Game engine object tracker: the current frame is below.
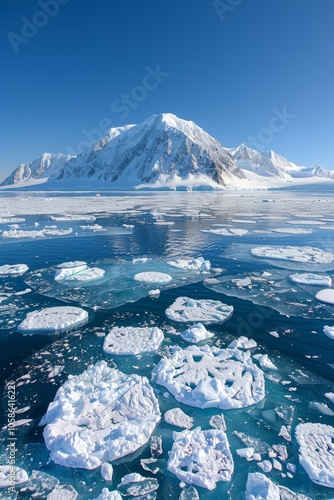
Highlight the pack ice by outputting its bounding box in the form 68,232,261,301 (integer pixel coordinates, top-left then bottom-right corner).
167,427,234,490
41,361,161,468
165,297,233,324
18,306,88,333
103,326,164,355
152,345,265,409
295,423,334,488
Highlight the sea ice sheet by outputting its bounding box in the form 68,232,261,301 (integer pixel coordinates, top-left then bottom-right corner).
103,326,164,355
165,297,233,324
18,306,89,333
295,422,334,488
167,427,234,490
152,344,265,409
41,361,161,469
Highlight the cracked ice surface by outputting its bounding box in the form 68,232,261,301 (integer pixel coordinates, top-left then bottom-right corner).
295,423,334,488
152,345,265,409
165,297,233,324
167,427,234,490
18,306,89,333
25,256,212,311
103,326,164,355
41,361,161,468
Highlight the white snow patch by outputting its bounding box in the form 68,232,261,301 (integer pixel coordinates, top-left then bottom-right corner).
167,427,234,490
166,297,233,324
103,326,164,355
18,306,88,333
41,361,161,469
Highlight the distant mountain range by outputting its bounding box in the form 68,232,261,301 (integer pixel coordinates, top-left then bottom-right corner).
1,113,333,190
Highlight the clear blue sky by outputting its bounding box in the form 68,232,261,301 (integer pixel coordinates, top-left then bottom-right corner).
1,0,333,180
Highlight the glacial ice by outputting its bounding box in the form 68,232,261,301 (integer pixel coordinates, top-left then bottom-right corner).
152,344,265,409
0,465,29,489
289,273,332,286
133,271,173,283
18,306,89,333
251,246,334,265
164,408,194,429
0,263,28,276
55,261,105,282
295,422,334,488
323,325,334,340
180,323,214,343
103,326,164,355
165,297,233,324
41,361,161,468
315,289,334,305
167,427,234,490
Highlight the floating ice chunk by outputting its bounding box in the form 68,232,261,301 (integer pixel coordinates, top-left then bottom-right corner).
165,297,233,324
101,463,113,482
0,465,29,489
180,323,214,343
18,306,88,333
3,228,73,238
41,361,161,469
257,460,272,473
251,246,334,264
152,345,265,409
289,273,332,287
228,336,257,349
150,435,163,457
253,354,278,370
51,214,96,221
148,289,160,297
209,414,226,431
234,277,252,287
309,402,334,416
134,271,172,283
55,263,105,282
179,485,199,499
93,488,122,500
315,289,334,305
117,473,159,497
295,423,334,488
0,264,28,276
167,257,211,272
207,227,248,236
245,472,280,500
167,427,234,490
80,224,106,231
323,326,334,339
272,228,312,234
325,392,334,404
236,447,254,459
47,485,78,499
103,326,164,355
164,408,193,429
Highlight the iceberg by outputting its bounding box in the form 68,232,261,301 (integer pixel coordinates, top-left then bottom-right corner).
41,361,161,468
103,326,164,355
295,422,334,488
180,323,214,343
167,427,234,490
165,297,233,324
152,345,265,409
18,306,89,333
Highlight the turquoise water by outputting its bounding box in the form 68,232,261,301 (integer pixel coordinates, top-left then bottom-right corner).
0,191,334,499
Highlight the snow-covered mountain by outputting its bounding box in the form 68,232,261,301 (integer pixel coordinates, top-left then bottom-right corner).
49,113,244,189
1,153,73,186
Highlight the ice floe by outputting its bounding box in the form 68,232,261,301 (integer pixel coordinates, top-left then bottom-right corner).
18,306,89,333
228,336,257,349
101,463,113,482
289,273,332,286
251,246,334,264
152,344,265,409
165,297,233,324
133,271,173,283
41,361,161,468
164,408,194,429
295,422,334,488
167,257,211,271
93,488,121,500
315,289,334,305
0,263,28,276
0,465,29,489
167,427,234,490
245,472,279,499
180,323,214,343
204,227,248,236
103,326,164,355
117,473,159,497
2,228,73,238
323,325,334,339
47,485,78,499
55,261,105,281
